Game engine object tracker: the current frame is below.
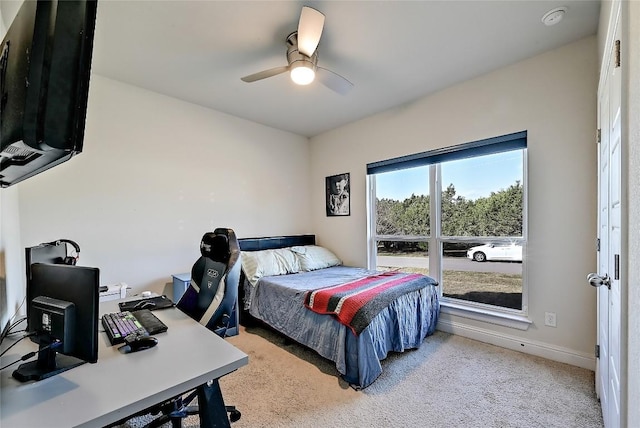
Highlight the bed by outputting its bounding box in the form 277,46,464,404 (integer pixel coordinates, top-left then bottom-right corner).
237,235,440,389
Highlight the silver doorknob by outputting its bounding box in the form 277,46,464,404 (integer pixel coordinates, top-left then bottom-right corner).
587,273,611,288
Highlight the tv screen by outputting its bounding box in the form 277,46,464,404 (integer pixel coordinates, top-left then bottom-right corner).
0,0,97,187
13,263,99,382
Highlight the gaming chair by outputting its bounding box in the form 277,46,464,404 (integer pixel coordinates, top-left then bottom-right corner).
147,228,242,427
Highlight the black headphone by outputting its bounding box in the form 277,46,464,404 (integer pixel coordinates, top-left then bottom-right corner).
44,239,81,265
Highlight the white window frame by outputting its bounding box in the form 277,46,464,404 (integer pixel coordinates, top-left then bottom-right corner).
366,132,531,330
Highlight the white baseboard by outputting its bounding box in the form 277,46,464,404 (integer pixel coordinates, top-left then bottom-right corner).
437,319,596,371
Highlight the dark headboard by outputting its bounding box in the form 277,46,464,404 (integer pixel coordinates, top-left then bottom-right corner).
238,235,315,251
236,234,315,325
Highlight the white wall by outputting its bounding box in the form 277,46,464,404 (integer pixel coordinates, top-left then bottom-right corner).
0,1,20,32
0,187,24,327
14,75,311,295
0,4,5,34
310,37,599,365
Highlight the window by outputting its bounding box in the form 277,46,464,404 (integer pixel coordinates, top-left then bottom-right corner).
373,166,430,275
368,131,527,314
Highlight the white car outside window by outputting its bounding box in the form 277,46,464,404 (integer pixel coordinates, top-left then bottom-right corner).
466,243,522,262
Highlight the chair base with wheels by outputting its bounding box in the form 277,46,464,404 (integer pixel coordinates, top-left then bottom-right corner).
147,380,240,428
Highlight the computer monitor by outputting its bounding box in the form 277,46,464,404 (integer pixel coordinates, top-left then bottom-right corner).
13,263,100,382
24,241,73,332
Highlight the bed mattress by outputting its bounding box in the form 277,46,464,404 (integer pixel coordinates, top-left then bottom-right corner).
244,265,439,388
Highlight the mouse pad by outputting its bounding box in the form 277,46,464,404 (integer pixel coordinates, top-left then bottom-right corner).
119,295,175,312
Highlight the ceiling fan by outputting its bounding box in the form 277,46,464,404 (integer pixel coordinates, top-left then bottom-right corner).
240,6,354,95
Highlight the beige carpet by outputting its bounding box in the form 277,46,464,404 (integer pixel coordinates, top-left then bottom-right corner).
125,325,603,428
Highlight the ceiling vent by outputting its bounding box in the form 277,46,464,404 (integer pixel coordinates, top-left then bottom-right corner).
541,7,568,26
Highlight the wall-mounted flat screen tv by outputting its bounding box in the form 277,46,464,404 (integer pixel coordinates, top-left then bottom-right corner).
0,0,97,188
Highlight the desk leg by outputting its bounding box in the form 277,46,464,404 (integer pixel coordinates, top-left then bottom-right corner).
197,380,231,428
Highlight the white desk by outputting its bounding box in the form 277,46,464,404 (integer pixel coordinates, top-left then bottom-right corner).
0,300,248,427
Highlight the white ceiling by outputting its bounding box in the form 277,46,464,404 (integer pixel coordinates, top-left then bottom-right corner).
3,1,601,138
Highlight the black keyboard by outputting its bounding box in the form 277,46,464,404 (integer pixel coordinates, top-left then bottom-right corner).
102,311,148,345
102,310,167,345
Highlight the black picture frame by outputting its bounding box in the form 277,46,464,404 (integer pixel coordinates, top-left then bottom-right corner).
326,173,350,217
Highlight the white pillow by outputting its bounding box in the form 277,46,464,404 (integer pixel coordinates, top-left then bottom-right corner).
290,245,342,271
241,248,300,286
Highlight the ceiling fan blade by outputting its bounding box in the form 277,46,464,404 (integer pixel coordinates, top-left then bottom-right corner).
241,66,289,83
317,67,354,95
297,6,325,57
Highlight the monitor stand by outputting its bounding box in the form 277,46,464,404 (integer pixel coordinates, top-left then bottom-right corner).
12,342,85,382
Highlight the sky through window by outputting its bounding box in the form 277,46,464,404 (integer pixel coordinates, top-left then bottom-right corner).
376,151,523,201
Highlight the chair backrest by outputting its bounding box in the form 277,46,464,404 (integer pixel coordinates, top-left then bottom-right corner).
177,228,241,336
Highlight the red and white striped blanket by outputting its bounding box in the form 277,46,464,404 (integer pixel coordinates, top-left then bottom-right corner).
304,271,435,335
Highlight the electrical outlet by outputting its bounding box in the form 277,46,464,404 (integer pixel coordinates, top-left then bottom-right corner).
544,312,557,327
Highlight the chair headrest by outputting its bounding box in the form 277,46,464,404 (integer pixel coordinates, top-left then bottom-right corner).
200,232,230,263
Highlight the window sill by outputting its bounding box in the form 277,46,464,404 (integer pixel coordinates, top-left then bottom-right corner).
440,300,532,331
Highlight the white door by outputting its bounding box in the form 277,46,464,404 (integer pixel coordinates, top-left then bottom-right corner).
592,13,622,428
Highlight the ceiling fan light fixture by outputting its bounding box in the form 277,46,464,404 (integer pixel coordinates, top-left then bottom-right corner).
240,7,353,94
290,61,315,85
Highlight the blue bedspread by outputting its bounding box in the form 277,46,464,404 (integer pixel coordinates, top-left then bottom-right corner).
245,266,439,389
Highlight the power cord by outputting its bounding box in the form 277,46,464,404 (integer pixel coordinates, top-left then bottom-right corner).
0,338,62,372
0,297,27,345
0,316,27,342
0,332,35,358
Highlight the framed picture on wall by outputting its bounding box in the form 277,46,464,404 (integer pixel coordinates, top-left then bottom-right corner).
326,173,350,216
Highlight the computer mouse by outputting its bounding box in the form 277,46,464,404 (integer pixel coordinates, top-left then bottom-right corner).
141,291,152,298
134,300,156,310
124,334,158,353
